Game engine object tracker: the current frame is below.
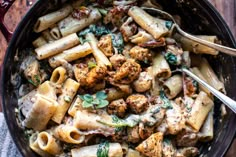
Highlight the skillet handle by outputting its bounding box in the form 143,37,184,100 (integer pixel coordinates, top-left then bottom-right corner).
0,0,16,42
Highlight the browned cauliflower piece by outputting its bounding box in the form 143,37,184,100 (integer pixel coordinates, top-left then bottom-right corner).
113,59,141,84
138,122,154,140
97,34,114,57
126,94,148,114
86,65,107,87
133,71,152,92
109,54,126,70
162,139,176,157
120,17,138,42
127,125,141,143
73,63,89,86
136,132,163,157
129,46,151,62
176,147,199,157
107,99,127,118
176,128,199,147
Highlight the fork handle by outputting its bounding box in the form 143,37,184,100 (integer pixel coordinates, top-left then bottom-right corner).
176,24,236,56
182,68,236,113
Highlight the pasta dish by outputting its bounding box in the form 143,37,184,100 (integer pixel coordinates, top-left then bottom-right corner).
16,0,226,157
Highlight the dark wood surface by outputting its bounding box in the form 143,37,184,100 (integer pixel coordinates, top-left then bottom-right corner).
0,0,235,156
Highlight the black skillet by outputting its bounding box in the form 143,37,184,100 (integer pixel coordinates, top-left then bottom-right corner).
0,0,236,156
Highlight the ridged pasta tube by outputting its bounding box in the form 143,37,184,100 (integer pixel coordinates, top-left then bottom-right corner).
50,66,67,84
52,78,80,124
29,133,52,157
152,53,171,79
35,33,80,60
128,6,169,39
34,5,73,32
42,29,55,42
38,81,57,100
32,36,47,48
23,94,58,131
49,42,93,68
68,96,83,117
163,74,182,99
50,26,62,40
38,131,62,155
58,8,102,37
86,33,112,67
71,143,123,157
53,125,85,144
186,91,214,131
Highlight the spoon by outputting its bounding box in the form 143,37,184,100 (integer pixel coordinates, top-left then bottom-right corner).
142,7,236,56
181,68,236,113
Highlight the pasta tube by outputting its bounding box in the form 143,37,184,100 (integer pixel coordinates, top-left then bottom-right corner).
38,81,57,100
50,26,62,40
52,78,80,124
23,94,58,131
74,110,115,135
163,74,182,99
136,132,163,157
198,109,214,142
34,5,73,32
42,29,55,42
38,131,62,155
58,8,102,37
86,33,112,67
106,88,129,102
71,143,123,157
32,36,47,48
128,6,169,39
50,66,67,84
191,67,211,96
198,58,225,92
53,125,85,144
152,52,171,79
186,91,214,131
29,133,52,157
68,96,83,117
49,42,93,68
35,33,80,60
174,34,219,55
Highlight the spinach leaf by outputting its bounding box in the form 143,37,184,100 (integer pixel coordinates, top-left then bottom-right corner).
165,52,177,65
160,90,173,109
97,141,109,157
111,33,124,53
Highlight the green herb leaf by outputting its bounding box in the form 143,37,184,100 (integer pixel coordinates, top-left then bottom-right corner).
96,91,107,100
91,98,100,105
28,79,37,86
64,96,71,103
165,21,173,30
98,8,108,15
96,100,109,108
160,90,173,109
82,101,93,108
88,61,97,69
83,94,93,102
165,52,177,65
111,33,124,53
97,141,109,157
34,75,41,85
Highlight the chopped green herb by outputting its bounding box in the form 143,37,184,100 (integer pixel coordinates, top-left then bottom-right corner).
165,52,177,65
28,75,41,86
64,96,72,103
97,141,109,157
165,21,173,30
111,33,124,53
97,114,140,128
88,61,97,69
160,90,173,109
98,8,108,16
80,91,109,109
34,75,41,84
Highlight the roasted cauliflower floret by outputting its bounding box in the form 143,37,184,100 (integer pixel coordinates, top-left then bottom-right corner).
120,17,138,42
133,71,152,92
176,147,199,157
162,139,176,157
86,65,107,87
73,63,89,86
107,99,127,118
138,122,154,140
97,34,114,57
109,54,126,70
126,94,148,114
176,128,198,147
136,132,163,157
129,46,151,62
113,59,141,84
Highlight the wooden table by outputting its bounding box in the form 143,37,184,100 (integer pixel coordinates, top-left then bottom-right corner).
0,0,235,156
